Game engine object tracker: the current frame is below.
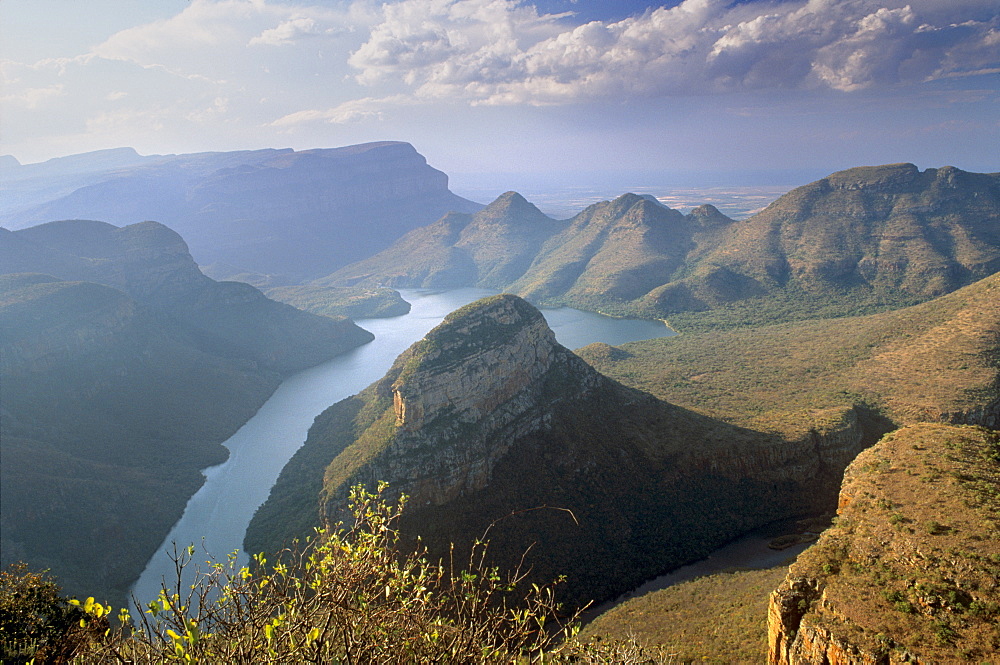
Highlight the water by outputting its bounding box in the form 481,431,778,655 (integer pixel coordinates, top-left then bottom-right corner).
131,288,674,606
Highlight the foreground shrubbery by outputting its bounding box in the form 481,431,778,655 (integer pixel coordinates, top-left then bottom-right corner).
2,485,676,663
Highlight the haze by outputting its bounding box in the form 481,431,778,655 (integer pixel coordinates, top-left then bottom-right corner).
2,0,998,200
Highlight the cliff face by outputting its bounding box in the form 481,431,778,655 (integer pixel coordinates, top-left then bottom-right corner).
767,424,1000,664
247,295,885,607
333,295,598,507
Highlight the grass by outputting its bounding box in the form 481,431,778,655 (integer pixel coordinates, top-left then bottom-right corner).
577,273,999,439
264,284,410,319
781,424,1000,662
581,566,792,663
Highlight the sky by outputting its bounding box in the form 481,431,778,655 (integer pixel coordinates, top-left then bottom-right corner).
2,0,998,192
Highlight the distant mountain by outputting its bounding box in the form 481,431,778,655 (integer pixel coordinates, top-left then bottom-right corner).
246,295,883,607
0,219,373,605
323,189,742,314
321,191,564,289
1,143,482,281
646,163,1000,323
509,195,729,311
327,164,999,326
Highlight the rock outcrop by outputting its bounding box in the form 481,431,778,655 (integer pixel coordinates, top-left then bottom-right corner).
768,424,1000,664
247,295,888,607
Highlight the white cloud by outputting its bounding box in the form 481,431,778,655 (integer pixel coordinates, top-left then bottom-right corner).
270,94,413,126
1,83,65,109
347,0,1000,103
249,17,328,46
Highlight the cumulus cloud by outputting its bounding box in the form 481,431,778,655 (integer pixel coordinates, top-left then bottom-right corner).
347,0,1000,104
1,83,66,109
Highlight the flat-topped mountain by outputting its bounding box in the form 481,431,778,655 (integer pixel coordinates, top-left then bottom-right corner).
246,295,886,607
0,219,373,605
2,143,481,281
647,163,1000,323
327,164,999,326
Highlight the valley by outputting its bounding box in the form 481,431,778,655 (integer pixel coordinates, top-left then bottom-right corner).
133,287,673,607
1,144,997,663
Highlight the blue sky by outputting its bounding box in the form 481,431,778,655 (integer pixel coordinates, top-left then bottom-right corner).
2,0,998,189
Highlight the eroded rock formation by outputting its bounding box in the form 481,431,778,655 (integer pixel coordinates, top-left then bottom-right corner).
768,424,1000,664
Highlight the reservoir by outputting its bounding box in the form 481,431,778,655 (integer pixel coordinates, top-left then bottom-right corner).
132,288,674,605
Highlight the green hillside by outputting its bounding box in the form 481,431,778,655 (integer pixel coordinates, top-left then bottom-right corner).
247,295,885,609
326,164,1000,327
0,220,374,606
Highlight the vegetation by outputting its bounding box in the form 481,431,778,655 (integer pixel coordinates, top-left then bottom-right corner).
780,424,1000,662
265,284,411,319
324,164,1000,327
0,563,89,663
247,294,854,613
1,220,373,608
581,566,792,663
578,272,999,438
1,485,679,664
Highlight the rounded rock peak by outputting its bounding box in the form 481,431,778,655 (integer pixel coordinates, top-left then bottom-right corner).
441,293,544,328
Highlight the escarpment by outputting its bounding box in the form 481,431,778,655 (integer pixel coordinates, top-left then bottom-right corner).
247,294,885,607
768,424,1000,664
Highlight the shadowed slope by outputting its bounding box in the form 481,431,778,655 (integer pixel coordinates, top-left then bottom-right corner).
247,295,887,607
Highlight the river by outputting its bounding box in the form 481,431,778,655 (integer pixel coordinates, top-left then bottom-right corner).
132,288,674,606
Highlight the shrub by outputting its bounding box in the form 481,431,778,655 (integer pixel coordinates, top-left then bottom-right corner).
39,483,593,663
0,563,94,663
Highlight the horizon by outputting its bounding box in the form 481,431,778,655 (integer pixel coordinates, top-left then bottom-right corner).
2,0,997,183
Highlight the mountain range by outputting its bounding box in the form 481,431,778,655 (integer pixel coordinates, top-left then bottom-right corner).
325,163,1000,326
0,219,373,604
2,147,997,660
1,143,481,282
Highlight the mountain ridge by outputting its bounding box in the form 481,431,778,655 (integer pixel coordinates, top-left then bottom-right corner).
325,163,999,326
2,142,482,282
0,218,374,605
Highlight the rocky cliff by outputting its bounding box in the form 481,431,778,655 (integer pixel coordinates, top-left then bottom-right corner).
767,424,1000,664
247,295,888,607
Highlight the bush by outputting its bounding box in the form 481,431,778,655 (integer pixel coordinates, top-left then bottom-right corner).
0,563,95,663
52,483,595,663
